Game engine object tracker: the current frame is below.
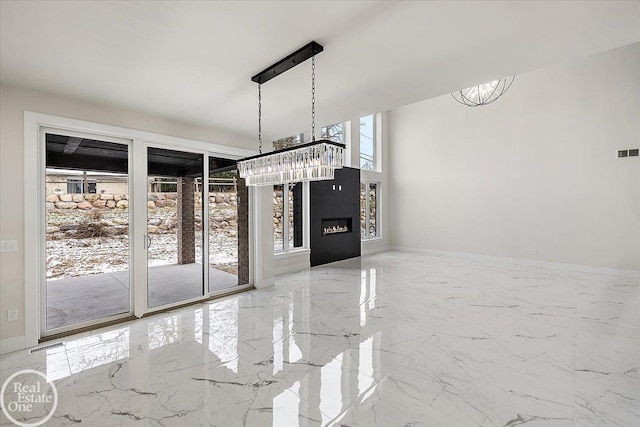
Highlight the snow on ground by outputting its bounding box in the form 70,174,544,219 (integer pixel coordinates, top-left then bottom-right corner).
46,204,239,280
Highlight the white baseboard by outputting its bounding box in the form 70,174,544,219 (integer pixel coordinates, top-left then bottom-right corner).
275,260,311,276
389,246,640,279
274,249,311,276
254,277,275,289
0,335,27,355
362,244,390,256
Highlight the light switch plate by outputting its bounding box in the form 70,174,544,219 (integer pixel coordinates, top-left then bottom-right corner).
0,240,18,252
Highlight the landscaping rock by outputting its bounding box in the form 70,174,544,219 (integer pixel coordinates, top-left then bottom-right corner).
116,200,128,209
148,200,156,209
92,200,107,208
72,194,84,203
106,200,116,208
148,218,162,226
56,201,77,209
85,194,99,202
59,194,73,202
100,193,114,200
46,195,60,203
77,201,93,210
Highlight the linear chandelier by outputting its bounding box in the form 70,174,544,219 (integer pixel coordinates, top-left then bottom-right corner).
451,76,515,107
237,41,345,187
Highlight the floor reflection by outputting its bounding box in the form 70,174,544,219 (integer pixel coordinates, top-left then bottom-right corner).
1,252,634,426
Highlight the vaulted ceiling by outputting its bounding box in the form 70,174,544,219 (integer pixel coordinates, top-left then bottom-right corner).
2,1,639,141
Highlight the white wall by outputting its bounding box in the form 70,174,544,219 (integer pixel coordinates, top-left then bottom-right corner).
0,83,259,345
388,43,640,271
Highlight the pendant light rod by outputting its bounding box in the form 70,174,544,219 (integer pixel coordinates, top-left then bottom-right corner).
251,41,324,84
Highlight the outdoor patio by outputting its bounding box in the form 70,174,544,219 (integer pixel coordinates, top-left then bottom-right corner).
46,263,239,329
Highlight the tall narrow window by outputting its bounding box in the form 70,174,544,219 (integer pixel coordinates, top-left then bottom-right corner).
274,183,303,252
321,122,344,144
360,115,375,170
360,182,379,239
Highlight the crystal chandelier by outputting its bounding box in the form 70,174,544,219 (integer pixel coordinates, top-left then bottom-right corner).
238,41,345,187
451,76,515,107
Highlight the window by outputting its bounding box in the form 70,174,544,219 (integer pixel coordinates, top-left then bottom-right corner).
360,182,379,239
66,178,96,194
274,183,303,252
360,115,375,170
321,122,344,144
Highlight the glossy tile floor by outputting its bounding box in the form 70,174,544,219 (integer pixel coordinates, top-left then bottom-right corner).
1,251,638,426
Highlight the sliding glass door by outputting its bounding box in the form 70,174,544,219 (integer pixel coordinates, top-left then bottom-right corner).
40,129,252,338
147,147,205,308
44,131,132,333
208,157,250,293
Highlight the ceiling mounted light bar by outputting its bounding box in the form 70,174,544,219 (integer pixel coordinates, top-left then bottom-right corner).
251,41,324,84
239,41,345,187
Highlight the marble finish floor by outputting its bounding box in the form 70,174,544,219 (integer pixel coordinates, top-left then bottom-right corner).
1,251,638,426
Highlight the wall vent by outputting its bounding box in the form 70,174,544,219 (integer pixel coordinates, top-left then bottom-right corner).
28,342,64,354
618,149,639,158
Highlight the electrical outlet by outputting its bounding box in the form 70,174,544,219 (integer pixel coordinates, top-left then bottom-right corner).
0,240,18,253
8,309,18,322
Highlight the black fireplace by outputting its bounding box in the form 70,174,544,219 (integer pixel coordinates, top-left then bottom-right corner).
310,167,361,266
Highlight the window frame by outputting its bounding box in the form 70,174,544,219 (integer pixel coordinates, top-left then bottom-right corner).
359,114,376,171
361,181,380,240
274,182,304,253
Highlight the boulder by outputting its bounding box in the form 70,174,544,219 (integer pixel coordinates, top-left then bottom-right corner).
77,201,93,210
147,200,156,209
147,225,160,234
85,194,99,202
55,201,77,209
106,200,116,208
215,195,225,203
148,218,162,226
114,194,122,201
100,193,114,200
92,199,107,208
59,194,73,202
46,195,59,203
164,200,176,207
165,193,177,200
116,200,128,209
155,200,166,208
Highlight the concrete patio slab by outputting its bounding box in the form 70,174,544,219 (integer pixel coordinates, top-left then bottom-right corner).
46,264,239,330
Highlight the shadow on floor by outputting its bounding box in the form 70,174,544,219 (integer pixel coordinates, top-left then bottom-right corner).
46,263,239,329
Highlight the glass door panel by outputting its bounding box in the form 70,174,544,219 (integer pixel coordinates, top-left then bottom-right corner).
208,157,250,293
44,132,132,332
147,147,204,308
